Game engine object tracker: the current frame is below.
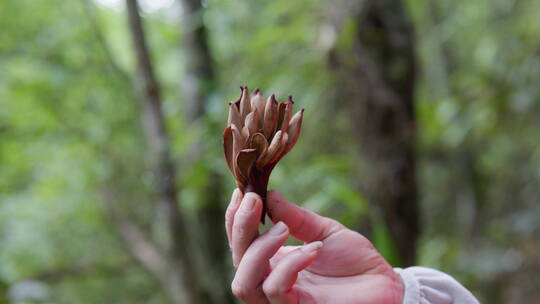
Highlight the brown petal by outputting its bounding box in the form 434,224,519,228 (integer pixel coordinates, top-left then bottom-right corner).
250,132,268,158
231,124,245,162
276,102,286,131
241,126,250,139
272,132,289,163
282,109,303,157
251,91,266,123
223,126,234,174
228,101,243,128
239,86,251,120
235,148,257,184
257,130,282,167
263,94,278,138
280,101,294,133
244,109,260,137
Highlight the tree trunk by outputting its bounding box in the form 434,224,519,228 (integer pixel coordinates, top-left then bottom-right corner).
177,0,233,302
328,0,420,266
179,0,216,122
124,0,201,303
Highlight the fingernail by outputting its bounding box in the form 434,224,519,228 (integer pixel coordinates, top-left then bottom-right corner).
241,194,257,211
301,241,323,253
270,221,287,235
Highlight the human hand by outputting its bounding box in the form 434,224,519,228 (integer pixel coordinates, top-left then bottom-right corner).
225,189,403,304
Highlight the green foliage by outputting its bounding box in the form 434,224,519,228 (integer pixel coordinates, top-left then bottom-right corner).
409,0,540,300
372,220,401,267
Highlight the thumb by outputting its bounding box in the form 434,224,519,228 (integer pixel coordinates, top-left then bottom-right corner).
266,190,344,243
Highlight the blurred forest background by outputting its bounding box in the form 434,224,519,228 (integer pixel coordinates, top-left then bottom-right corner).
1,0,539,303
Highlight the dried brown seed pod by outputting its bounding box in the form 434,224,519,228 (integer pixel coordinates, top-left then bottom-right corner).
223,86,304,223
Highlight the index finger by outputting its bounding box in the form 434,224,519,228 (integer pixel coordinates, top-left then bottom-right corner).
231,192,263,267
266,190,344,243
225,189,243,248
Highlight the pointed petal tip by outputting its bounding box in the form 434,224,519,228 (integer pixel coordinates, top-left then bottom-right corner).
254,88,260,95
240,86,249,97
239,85,248,97
236,87,243,101
229,97,241,106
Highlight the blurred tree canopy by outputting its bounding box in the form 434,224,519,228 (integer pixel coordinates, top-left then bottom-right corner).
1,0,539,303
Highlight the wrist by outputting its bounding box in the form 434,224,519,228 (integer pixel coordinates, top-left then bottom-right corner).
390,269,404,304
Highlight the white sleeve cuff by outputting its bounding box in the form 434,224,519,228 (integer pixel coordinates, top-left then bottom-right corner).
394,267,479,304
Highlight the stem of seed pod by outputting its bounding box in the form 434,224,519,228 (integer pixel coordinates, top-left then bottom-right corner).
245,183,267,223
245,166,273,224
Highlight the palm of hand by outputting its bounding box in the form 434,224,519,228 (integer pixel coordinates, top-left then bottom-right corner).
270,229,402,303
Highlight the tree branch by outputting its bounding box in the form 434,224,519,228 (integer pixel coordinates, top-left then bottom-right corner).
179,0,216,122
124,1,201,303
177,0,233,302
115,216,170,278
101,187,170,283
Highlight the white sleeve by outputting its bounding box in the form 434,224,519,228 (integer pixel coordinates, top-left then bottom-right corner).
394,267,480,304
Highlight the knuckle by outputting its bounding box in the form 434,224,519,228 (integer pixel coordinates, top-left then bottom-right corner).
321,218,344,236
231,280,248,299
250,234,274,252
262,281,281,298
327,218,342,228
232,223,248,238
225,206,234,221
